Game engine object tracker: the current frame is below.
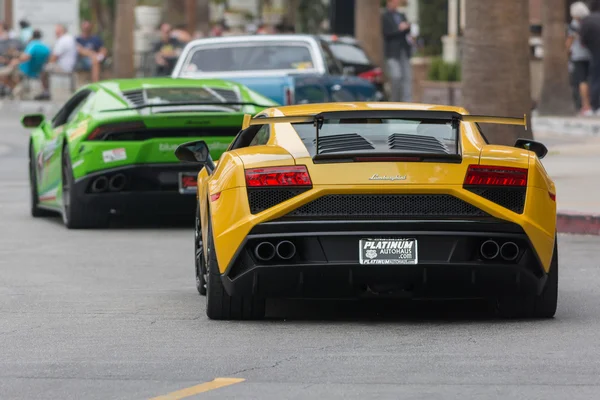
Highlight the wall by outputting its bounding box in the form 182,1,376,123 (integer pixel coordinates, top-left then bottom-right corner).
13,0,80,46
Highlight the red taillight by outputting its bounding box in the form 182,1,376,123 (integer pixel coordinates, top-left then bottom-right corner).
464,165,528,186
87,121,146,141
284,87,294,105
210,192,221,202
245,166,312,187
358,68,383,83
549,192,556,201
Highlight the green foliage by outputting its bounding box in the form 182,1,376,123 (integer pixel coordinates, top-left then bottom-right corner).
298,0,328,33
418,0,448,56
427,57,461,82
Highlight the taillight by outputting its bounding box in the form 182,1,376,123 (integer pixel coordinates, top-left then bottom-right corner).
358,68,383,83
464,165,528,186
284,87,294,105
87,121,146,141
245,166,311,187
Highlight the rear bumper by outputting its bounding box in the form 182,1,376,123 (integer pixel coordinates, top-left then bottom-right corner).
73,163,199,216
220,219,548,299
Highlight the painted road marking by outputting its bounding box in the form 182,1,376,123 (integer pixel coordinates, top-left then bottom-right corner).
149,377,245,400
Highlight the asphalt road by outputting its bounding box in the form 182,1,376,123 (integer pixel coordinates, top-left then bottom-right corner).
2,103,600,400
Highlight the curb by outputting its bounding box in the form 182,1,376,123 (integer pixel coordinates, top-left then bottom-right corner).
557,212,600,236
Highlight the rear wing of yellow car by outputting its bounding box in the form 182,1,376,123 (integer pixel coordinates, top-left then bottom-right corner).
241,110,529,162
243,111,527,130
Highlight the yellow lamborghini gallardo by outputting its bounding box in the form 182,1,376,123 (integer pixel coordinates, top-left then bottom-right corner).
174,102,558,320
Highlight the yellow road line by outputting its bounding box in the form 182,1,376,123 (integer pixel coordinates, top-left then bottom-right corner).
149,377,245,400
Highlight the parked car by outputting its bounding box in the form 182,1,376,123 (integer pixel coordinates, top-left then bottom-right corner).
22,77,277,228
170,34,383,105
319,34,385,96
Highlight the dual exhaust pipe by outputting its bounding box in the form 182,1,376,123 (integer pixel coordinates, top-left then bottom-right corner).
254,240,296,261
480,240,519,261
90,173,127,193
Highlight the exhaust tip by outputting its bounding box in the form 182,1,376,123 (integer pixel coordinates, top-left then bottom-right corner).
480,240,500,260
500,242,519,261
91,176,108,193
109,173,127,192
276,240,296,260
254,242,275,261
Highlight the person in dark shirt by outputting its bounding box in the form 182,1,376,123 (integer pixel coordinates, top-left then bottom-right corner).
75,20,107,82
381,0,413,102
153,23,183,76
580,0,600,114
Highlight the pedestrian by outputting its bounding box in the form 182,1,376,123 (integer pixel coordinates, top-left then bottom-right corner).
153,23,183,76
381,0,413,102
75,20,107,83
35,24,78,100
567,2,593,116
18,20,32,45
580,0,600,114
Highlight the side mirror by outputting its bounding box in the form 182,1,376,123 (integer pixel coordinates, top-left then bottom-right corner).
174,140,216,171
514,138,548,159
342,66,356,76
21,113,45,128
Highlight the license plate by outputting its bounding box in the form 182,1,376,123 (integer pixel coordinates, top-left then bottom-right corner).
178,172,197,194
359,238,418,265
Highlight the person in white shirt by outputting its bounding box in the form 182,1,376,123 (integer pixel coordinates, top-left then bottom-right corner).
36,24,78,100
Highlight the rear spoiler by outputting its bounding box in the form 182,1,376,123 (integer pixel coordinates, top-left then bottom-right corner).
102,101,276,113
241,110,528,161
243,111,528,130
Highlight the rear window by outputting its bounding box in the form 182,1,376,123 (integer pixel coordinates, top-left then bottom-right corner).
328,43,371,65
183,43,316,72
292,118,458,156
144,87,226,104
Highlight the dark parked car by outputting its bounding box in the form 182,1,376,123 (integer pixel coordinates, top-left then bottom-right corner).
319,34,385,96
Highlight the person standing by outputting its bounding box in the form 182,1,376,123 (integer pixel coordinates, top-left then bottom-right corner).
153,23,183,76
580,0,600,114
382,0,413,102
567,2,593,116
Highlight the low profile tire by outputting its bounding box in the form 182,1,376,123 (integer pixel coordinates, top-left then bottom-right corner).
205,216,265,320
496,235,558,319
61,145,107,229
29,142,54,217
195,204,207,296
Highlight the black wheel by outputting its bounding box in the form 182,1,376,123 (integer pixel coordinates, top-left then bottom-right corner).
195,204,206,296
496,235,558,319
205,214,265,320
29,142,54,217
61,145,107,229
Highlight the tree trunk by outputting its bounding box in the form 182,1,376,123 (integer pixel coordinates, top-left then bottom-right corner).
354,0,383,68
113,0,135,78
461,0,533,145
283,0,300,30
196,0,211,37
536,0,575,116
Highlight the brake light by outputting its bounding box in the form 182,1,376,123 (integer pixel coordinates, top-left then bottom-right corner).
87,121,146,141
358,68,383,83
245,166,312,187
284,87,294,105
210,192,221,202
549,192,556,201
464,165,528,186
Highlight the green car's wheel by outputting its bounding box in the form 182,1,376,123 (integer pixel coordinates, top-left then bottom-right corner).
205,215,265,320
61,145,107,229
29,142,54,218
496,234,558,319
195,204,207,296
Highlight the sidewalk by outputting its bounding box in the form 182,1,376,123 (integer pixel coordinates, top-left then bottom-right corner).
534,125,600,235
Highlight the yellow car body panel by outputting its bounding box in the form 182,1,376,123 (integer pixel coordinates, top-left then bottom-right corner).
194,102,556,298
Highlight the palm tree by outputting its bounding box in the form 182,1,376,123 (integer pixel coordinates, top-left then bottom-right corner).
355,0,383,68
536,0,576,116
461,0,533,144
113,0,135,78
